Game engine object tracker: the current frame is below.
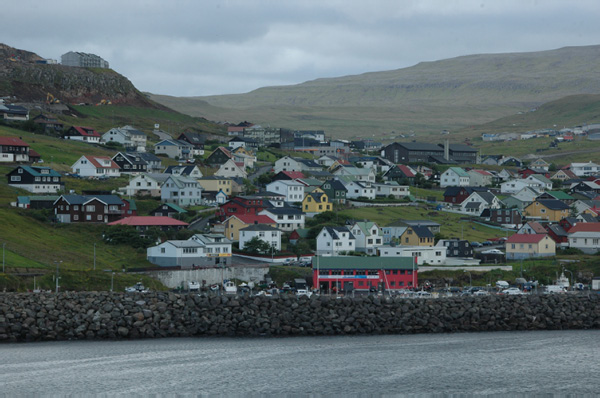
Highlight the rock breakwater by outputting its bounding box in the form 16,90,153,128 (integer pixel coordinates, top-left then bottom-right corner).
1,292,599,342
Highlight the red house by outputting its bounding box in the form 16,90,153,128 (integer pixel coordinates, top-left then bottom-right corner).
313,256,418,293
443,186,488,204
216,196,267,222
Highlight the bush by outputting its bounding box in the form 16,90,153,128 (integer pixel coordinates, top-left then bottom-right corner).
557,247,584,255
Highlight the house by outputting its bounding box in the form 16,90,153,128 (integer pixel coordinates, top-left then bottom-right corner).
289,228,309,245
258,207,305,232
302,189,332,215
372,182,410,198
505,234,556,260
399,226,435,246
7,165,63,193
198,176,233,196
379,245,446,266
161,175,202,207
568,162,600,177
381,142,477,164
101,126,147,152
215,189,228,204
550,169,578,182
177,132,206,155
460,191,501,215
536,191,575,205
266,180,305,203
71,155,120,178
500,179,546,194
316,226,356,256
108,216,189,233
0,136,30,162
352,156,392,174
546,224,569,247
320,179,347,204
224,214,276,241
443,186,488,205
206,147,233,166
232,150,256,169
119,173,168,197
567,223,600,253
383,164,416,184
214,159,248,179
63,126,101,143
435,239,474,258
0,104,29,121
53,194,126,223
489,208,523,228
228,136,258,150
33,114,63,131
517,221,547,235
272,170,305,182
440,167,470,188
147,234,232,268
530,158,550,171
349,221,383,255
273,156,302,174
316,155,338,168
467,169,493,187
216,196,267,222
523,199,570,222
164,165,203,179
111,152,148,174
332,166,376,183
497,169,517,181
343,180,376,200
239,224,282,251
502,186,540,210
312,256,417,293
526,174,553,191
149,203,187,218
135,152,163,172
569,181,600,194
153,139,194,161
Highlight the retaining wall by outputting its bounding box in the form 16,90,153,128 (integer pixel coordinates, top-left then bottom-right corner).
1,292,599,342
148,266,270,289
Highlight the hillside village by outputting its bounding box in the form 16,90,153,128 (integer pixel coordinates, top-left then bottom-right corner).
3,97,600,294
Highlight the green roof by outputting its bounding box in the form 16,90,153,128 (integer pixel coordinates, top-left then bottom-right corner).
352,221,383,236
124,198,137,211
20,166,61,177
314,256,416,270
164,202,187,213
294,228,310,238
546,191,574,200
449,167,469,177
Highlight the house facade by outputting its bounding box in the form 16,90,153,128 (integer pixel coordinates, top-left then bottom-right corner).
64,126,101,143
214,159,248,179
258,207,305,232
316,226,356,256
302,189,332,215
239,224,282,251
161,175,203,207
0,136,30,162
71,155,121,178
349,221,383,255
440,167,470,188
111,152,148,174
54,194,125,223
154,139,194,160
505,234,556,260
147,234,232,267
7,165,63,193
266,180,305,203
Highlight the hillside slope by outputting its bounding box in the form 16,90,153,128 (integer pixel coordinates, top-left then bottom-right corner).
152,45,600,138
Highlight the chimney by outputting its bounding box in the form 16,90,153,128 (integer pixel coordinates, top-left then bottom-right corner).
444,139,450,161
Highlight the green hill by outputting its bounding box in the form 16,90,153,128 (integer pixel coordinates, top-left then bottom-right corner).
151,45,600,139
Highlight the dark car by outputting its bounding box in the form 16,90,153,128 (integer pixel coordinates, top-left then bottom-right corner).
471,241,482,247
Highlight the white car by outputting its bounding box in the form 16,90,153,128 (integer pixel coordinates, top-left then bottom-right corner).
296,289,312,298
473,290,489,296
501,287,524,295
482,249,504,255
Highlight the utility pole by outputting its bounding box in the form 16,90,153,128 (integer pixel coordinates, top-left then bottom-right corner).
110,272,115,292
2,242,5,273
55,261,62,294
93,243,96,271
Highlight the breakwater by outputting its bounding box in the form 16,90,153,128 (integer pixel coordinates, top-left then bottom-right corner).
1,292,599,342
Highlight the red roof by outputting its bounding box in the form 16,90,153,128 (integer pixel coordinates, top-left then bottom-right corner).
29,149,41,158
108,216,189,227
506,234,547,244
227,214,275,225
83,155,120,169
472,169,492,176
568,223,600,233
227,126,245,133
281,171,305,179
0,136,29,147
73,126,100,137
397,164,415,177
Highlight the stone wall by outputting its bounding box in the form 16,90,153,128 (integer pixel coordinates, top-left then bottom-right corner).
148,266,270,289
1,292,599,342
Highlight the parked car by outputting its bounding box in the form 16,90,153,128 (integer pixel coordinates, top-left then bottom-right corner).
501,287,524,295
482,249,504,255
473,290,489,296
415,291,432,298
482,241,493,246
471,241,482,247
296,289,312,298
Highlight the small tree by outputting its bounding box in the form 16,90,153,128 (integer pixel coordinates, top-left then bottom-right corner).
243,236,272,254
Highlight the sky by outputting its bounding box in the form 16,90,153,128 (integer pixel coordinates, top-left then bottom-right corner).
3,0,600,97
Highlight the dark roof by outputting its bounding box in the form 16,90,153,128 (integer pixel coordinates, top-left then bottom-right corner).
477,192,497,204
164,165,197,175
537,199,570,210
547,224,568,237
133,152,161,162
393,142,443,152
323,179,347,191
56,194,123,206
240,224,281,232
298,159,321,168
179,132,206,144
446,144,478,153
261,207,303,215
411,226,435,238
113,152,147,166
465,202,482,209
323,226,356,240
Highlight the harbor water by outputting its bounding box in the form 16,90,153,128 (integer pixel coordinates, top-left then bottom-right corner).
1,330,598,396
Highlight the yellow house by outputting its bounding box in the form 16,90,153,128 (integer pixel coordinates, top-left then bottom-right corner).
523,199,570,222
505,234,555,260
198,177,233,195
399,226,434,247
224,214,276,241
302,188,332,213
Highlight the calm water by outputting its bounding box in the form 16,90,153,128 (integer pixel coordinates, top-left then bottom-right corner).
1,330,598,396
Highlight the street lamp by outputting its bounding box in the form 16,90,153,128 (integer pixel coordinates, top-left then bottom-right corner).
110,272,115,292
564,268,574,290
54,260,63,294
93,243,96,271
2,242,5,273
464,269,472,287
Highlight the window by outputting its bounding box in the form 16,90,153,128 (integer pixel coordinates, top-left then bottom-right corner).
86,205,95,212
161,248,166,253
10,176,20,182
97,215,103,221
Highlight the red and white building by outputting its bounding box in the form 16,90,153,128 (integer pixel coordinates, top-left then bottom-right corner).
71,155,121,178
64,126,101,143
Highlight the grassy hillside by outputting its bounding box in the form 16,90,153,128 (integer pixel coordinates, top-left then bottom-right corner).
152,45,600,139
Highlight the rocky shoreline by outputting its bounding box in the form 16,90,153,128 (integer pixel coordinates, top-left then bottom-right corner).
1,292,599,342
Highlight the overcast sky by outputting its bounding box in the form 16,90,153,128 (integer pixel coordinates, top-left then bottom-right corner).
3,0,599,97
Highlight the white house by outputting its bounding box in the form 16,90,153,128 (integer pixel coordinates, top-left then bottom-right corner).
214,159,248,179
526,174,553,191
274,156,303,174
332,166,376,183
440,167,470,187
120,173,169,197
146,234,232,267
258,207,305,232
154,139,194,161
266,180,305,203
349,221,383,255
316,226,356,256
71,155,121,178
467,169,493,187
101,125,147,152
239,224,282,251
501,179,545,194
460,191,501,214
567,224,600,254
378,245,447,266
161,175,203,207
569,162,600,177
372,182,410,198
343,180,376,200
164,165,203,179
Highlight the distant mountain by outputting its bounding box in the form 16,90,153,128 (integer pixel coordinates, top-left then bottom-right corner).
151,45,600,139
0,43,160,108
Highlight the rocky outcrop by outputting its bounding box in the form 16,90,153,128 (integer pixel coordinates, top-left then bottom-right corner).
1,292,599,342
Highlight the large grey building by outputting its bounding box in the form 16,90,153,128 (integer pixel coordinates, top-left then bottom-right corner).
61,51,109,68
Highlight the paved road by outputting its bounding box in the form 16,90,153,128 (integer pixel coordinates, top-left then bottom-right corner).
188,207,217,231
248,164,272,183
153,130,173,141
420,265,513,272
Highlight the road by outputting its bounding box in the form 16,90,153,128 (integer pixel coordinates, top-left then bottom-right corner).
188,207,217,231
248,163,272,183
153,130,173,141
419,265,513,272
